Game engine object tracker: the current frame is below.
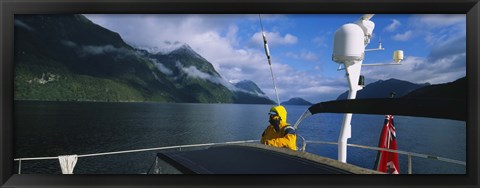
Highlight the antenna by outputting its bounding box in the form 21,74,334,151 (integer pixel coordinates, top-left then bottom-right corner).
378,36,382,49
259,14,281,106
365,35,385,52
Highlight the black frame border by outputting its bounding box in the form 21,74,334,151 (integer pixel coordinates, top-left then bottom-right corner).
1,0,479,187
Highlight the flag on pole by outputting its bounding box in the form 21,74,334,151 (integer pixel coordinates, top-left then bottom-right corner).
374,115,400,174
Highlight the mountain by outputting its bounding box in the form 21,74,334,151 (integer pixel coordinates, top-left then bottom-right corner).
234,80,266,95
14,14,272,104
281,98,313,106
336,78,430,100
138,44,274,104
14,14,174,102
402,77,466,101
137,43,236,103
232,80,274,104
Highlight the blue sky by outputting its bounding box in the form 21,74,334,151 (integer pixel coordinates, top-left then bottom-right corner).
84,14,466,103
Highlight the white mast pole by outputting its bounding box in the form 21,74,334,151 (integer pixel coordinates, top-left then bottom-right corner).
338,60,363,162
334,14,375,163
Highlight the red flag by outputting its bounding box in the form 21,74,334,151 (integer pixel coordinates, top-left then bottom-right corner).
374,115,400,174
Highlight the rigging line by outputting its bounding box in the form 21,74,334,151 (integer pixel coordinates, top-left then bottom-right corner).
259,14,281,106
14,140,260,161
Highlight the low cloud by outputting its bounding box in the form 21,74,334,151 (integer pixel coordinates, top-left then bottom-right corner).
176,62,268,97
150,59,173,75
65,44,140,61
61,40,124,56
175,61,238,91
81,45,120,55
61,40,77,47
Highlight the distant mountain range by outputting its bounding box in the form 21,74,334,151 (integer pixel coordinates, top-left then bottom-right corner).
402,77,465,101
281,98,313,106
336,78,431,100
16,14,462,105
14,14,274,104
336,77,465,102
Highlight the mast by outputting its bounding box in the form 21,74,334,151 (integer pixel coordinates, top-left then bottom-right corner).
259,14,281,106
332,14,404,163
332,14,375,163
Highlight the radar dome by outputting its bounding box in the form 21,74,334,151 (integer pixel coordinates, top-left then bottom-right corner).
332,23,365,64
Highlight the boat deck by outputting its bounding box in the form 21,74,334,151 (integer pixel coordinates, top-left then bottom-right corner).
150,143,383,174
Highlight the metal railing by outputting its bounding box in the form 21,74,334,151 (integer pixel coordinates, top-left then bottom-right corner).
14,139,465,174
305,140,466,174
14,140,259,174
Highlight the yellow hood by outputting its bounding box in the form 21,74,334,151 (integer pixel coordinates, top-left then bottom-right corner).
269,105,287,124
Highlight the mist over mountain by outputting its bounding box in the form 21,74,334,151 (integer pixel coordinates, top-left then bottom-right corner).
133,41,189,55
14,14,273,104
233,80,266,96
336,78,431,100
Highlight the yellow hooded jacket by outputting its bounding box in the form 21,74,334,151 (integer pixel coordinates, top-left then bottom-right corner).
261,106,297,151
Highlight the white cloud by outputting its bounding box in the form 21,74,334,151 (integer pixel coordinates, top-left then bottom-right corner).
81,14,465,104
298,86,345,96
362,53,465,85
301,52,319,61
392,30,413,41
256,62,348,103
150,59,173,75
175,61,240,91
226,25,239,46
313,36,327,47
250,31,298,46
384,19,401,32
412,14,465,29
386,15,465,44
285,51,319,62
368,15,466,85
409,14,466,46
177,61,215,80
81,14,350,103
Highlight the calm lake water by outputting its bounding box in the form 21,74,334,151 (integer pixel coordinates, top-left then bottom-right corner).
14,101,466,174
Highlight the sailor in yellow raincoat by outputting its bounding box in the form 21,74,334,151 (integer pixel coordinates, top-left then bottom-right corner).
261,105,297,151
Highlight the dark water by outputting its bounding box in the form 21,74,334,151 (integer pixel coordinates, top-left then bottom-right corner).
14,101,466,174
